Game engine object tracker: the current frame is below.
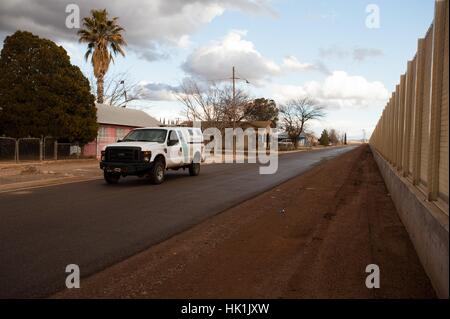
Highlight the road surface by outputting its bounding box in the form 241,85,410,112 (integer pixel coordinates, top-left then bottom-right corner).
0,146,355,298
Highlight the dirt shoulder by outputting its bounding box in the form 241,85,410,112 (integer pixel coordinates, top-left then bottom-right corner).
54,145,435,299
0,159,101,192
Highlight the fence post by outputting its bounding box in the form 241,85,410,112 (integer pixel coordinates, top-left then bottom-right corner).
412,38,426,185
398,75,406,173
427,0,447,201
14,139,18,162
39,137,43,161
394,86,400,168
54,140,58,161
403,59,415,177
388,97,394,163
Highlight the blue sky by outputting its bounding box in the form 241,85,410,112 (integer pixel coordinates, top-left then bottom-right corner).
0,0,435,139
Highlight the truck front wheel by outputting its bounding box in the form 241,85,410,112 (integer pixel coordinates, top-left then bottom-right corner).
104,171,120,184
149,159,165,184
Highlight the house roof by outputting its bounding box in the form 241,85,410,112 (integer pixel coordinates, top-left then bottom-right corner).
96,103,161,128
246,121,273,128
181,120,273,129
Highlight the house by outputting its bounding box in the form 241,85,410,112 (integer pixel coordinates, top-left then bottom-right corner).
83,103,161,158
277,131,318,147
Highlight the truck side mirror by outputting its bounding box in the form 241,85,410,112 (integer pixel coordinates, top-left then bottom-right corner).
117,139,123,143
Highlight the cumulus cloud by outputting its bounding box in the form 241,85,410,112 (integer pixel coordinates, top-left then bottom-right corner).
182,30,281,84
0,0,276,60
271,71,389,109
320,45,384,62
182,30,329,84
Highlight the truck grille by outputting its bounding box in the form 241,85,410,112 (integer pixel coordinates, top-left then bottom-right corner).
106,147,141,162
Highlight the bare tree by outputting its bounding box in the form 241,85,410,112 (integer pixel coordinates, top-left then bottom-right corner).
217,85,250,128
328,128,340,145
176,79,250,130
90,71,143,107
176,79,222,127
280,97,326,147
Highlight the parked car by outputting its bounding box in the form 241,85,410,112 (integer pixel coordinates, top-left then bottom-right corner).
100,127,204,184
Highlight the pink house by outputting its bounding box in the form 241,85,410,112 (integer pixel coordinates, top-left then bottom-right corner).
83,103,161,158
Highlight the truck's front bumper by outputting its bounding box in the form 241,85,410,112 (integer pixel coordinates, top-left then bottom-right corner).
100,161,153,176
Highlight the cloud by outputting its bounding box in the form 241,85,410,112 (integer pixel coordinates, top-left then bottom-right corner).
352,48,383,62
182,30,281,84
137,82,180,101
0,0,276,61
282,55,314,71
319,45,384,62
270,71,389,109
182,30,329,84
282,55,330,75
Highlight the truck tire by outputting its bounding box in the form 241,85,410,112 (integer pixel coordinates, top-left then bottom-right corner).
188,163,200,176
149,159,165,184
104,171,120,184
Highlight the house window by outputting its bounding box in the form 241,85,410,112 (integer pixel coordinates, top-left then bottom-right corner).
116,128,127,139
98,127,107,138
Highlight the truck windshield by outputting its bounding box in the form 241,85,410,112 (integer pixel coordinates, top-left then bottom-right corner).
122,129,167,143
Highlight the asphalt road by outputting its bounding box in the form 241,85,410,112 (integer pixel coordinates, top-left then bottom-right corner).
0,146,356,298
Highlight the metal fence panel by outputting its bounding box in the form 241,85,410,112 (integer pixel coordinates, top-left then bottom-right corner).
18,138,41,162
44,137,56,161
0,137,16,162
57,143,81,160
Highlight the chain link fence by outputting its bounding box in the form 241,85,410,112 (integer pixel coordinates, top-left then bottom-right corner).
0,137,16,161
0,137,83,162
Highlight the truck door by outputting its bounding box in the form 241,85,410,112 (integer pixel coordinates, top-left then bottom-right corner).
177,129,190,164
167,130,183,168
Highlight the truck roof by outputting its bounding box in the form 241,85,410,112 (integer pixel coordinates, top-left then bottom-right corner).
133,127,201,130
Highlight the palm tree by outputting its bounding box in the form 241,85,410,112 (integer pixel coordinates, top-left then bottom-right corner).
78,9,126,104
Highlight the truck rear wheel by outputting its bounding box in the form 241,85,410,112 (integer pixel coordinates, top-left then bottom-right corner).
104,171,120,184
188,163,200,176
149,159,165,184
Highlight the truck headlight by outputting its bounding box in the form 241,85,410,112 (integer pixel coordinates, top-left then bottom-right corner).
101,150,106,161
142,151,151,162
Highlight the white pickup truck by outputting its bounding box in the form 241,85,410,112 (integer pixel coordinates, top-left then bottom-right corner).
100,127,204,184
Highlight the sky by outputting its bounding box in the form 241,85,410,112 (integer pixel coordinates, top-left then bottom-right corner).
0,0,436,139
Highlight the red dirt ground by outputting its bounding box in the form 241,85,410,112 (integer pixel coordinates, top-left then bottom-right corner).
55,145,435,299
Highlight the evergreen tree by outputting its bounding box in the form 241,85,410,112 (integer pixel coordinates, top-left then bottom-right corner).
319,129,330,146
0,31,98,144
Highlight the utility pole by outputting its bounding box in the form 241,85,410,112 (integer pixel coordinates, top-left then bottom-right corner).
230,66,250,128
120,80,127,108
232,66,236,130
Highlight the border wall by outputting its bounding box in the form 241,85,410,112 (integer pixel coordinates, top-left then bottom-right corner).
369,0,449,298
